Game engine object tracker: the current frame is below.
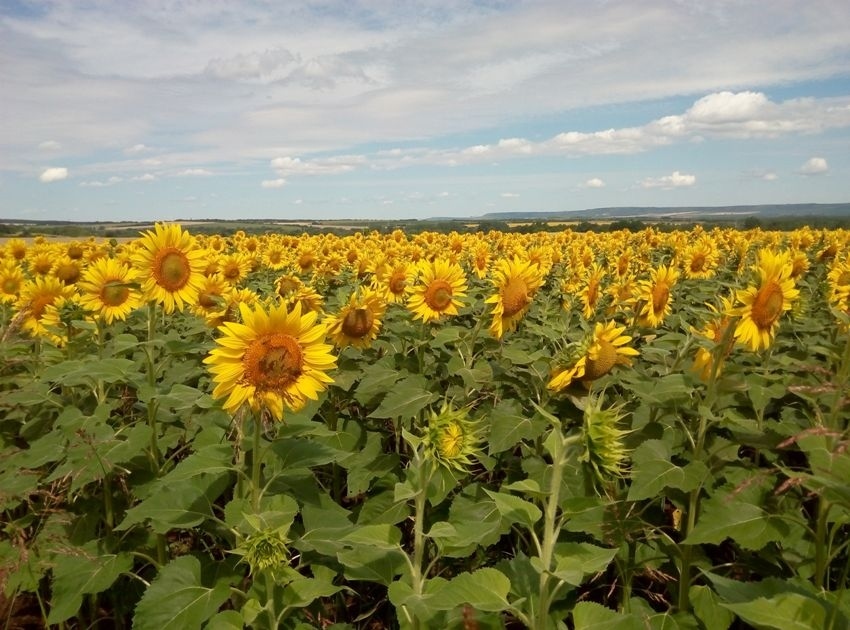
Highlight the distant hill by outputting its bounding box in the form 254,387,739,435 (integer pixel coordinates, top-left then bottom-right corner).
477,203,850,221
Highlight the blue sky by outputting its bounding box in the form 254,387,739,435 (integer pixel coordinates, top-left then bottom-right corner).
2,0,850,222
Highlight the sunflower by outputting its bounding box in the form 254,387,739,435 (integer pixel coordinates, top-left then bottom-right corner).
421,404,484,472
77,257,143,324
191,273,231,324
0,261,24,304
578,262,605,320
217,252,252,286
132,223,207,313
26,248,55,276
39,295,86,347
581,395,630,486
327,288,387,349
827,257,850,308
374,262,413,304
681,239,718,280
16,276,76,338
733,249,799,351
485,257,544,339
548,321,638,392
51,255,84,285
634,264,679,328
5,239,28,262
691,295,735,381
407,259,467,323
204,301,336,421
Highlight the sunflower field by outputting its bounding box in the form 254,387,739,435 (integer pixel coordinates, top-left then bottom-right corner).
1,223,850,629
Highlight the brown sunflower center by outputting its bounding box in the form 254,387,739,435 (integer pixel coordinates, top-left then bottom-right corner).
341,307,374,339
388,272,406,295
502,277,529,317
242,333,303,391
751,281,785,329
100,281,130,307
583,340,618,382
154,248,191,292
33,259,53,275
690,254,705,272
30,295,54,320
55,263,80,284
2,277,20,294
424,279,454,312
222,263,241,280
298,253,314,270
651,281,670,315
837,270,850,287
198,292,220,309
67,245,84,260
276,277,299,296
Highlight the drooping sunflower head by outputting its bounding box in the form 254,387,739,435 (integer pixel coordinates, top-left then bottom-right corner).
204,301,337,421
547,321,638,392
421,404,484,473
327,287,387,349
77,257,143,325
581,394,631,488
485,257,544,339
132,223,207,313
406,258,468,323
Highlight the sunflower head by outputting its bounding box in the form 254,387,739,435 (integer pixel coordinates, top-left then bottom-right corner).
421,404,484,473
581,394,631,488
236,528,290,577
328,287,387,349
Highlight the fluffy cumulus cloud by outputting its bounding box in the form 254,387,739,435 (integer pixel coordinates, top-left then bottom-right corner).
39,167,68,182
641,171,696,189
584,177,606,188
799,157,829,175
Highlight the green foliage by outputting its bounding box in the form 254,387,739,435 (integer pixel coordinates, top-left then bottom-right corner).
2,225,849,629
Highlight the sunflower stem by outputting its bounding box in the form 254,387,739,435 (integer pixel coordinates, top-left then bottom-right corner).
145,302,162,471
829,329,850,430
251,411,264,511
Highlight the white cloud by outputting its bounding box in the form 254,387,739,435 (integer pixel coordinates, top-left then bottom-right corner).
584,177,606,188
125,143,151,155
205,47,298,82
176,168,213,177
641,171,696,189
270,155,363,177
133,173,157,182
500,192,519,198
799,156,829,175
80,176,123,187
762,172,778,181
261,178,286,188
39,167,68,182
38,140,62,151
